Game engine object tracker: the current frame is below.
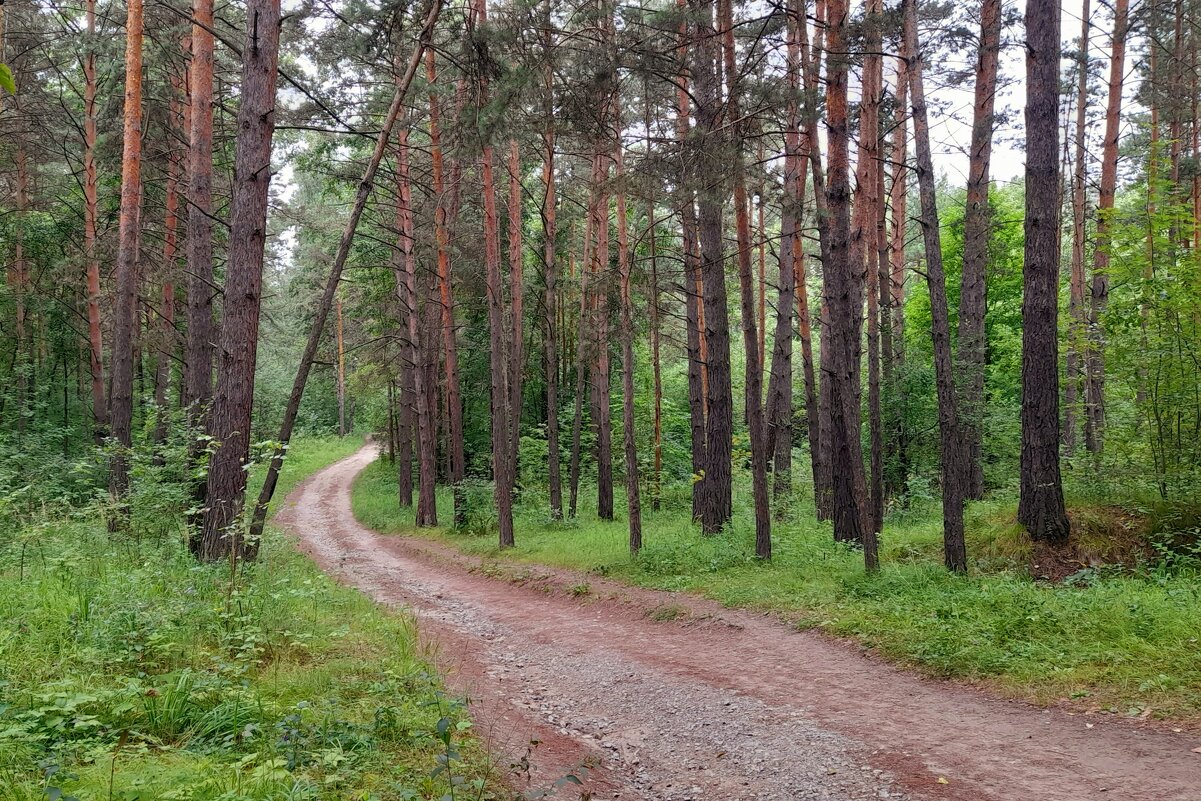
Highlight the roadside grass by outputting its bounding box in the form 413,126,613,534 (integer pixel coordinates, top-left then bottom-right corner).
354,456,1201,723
0,437,505,800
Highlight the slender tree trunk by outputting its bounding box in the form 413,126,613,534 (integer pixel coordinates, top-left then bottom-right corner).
886,55,909,495
541,57,563,520
83,0,106,441
335,298,347,435
1085,0,1128,454
395,126,436,524
823,0,869,547
425,45,466,526
1018,0,1071,545
615,134,643,553
958,0,1002,495
197,0,283,562
154,75,184,447
508,139,525,466
853,0,885,550
475,0,515,548
246,0,440,543
904,0,968,571
184,0,215,416
677,0,707,520
691,0,734,535
592,152,615,522
718,0,770,556
644,86,664,513
108,0,145,503
568,194,595,519
1063,0,1090,459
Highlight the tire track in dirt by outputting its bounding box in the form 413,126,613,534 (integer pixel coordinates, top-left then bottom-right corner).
275,447,1201,801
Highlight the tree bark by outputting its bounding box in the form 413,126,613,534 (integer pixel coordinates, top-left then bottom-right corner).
1018,0,1071,545
904,0,967,571
718,0,770,556
83,0,106,441
615,133,643,553
508,139,525,466
395,126,437,525
197,0,283,562
108,0,145,503
822,0,869,547
246,0,441,543
541,53,563,520
690,0,734,535
183,0,215,417
1085,0,1129,454
154,73,184,448
958,0,1002,496
886,54,909,495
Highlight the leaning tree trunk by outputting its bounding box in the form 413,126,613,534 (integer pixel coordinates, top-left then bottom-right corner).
1017,0,1071,544
108,0,145,504
958,0,1002,495
197,0,283,562
904,0,968,572
246,0,441,543
1085,0,1129,455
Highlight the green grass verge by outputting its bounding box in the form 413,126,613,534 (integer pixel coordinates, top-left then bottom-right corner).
354,456,1201,723
0,437,505,800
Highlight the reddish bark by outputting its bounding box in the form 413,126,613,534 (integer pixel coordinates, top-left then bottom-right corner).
184,0,215,416
508,139,525,464
108,0,145,502
83,0,105,440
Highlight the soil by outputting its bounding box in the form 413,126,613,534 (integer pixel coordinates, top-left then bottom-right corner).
274,447,1201,801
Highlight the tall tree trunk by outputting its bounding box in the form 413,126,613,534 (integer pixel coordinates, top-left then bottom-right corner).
475,0,515,548
886,54,909,495
336,298,347,435
718,0,770,556
644,86,664,513
108,0,145,503
508,139,525,466
853,0,885,548
1018,0,1071,544
425,45,466,527
568,190,595,519
614,133,643,553
677,0,707,520
1064,0,1090,458
197,0,283,562
904,0,967,571
154,74,184,447
246,0,440,543
83,0,106,441
541,56,563,520
1085,0,1129,454
395,126,436,524
690,0,734,535
591,152,615,522
958,0,1002,495
184,0,215,416
822,0,869,547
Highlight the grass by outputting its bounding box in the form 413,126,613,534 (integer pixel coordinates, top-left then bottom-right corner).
354,456,1201,724
0,436,507,800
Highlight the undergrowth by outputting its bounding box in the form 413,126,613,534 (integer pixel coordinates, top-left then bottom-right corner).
0,437,507,800
354,455,1201,723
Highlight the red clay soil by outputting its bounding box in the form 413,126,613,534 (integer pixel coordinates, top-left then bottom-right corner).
274,447,1201,801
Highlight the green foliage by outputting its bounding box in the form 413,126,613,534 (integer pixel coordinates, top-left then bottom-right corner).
0,439,499,800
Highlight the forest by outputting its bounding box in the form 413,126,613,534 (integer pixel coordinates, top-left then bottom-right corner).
2,0,1201,797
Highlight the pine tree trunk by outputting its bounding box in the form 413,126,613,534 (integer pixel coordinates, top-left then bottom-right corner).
198,0,283,562
690,0,734,535
108,0,145,503
615,135,643,553
1085,0,1128,454
154,75,184,448
507,139,525,467
395,126,437,524
958,0,1002,496
184,0,215,417
83,0,106,441
886,54,909,495
1018,0,1071,545
718,0,770,556
853,0,885,552
246,1,440,543
591,152,615,522
904,0,967,571
541,61,563,520
822,0,869,546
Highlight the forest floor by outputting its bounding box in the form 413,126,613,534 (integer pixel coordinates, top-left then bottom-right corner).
279,446,1201,801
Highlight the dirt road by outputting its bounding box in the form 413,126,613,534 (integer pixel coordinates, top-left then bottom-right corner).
274,447,1201,801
